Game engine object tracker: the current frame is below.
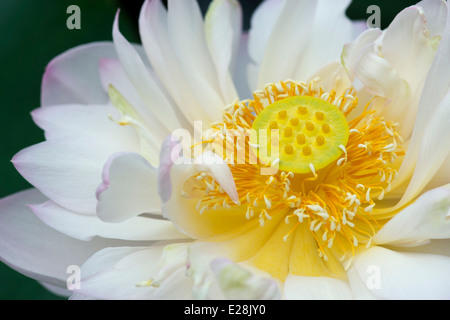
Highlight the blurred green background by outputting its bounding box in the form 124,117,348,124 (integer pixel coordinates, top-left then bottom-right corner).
0,0,418,300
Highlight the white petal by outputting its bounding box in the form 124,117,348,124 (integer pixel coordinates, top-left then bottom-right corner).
256,0,317,87
12,136,137,215
41,42,114,107
96,152,162,223
138,0,210,125
159,138,245,239
194,151,239,204
351,246,450,299
293,0,354,81
284,274,352,300
346,267,379,300
31,104,140,146
167,0,226,120
0,189,116,289
374,184,450,245
397,92,450,206
417,0,448,37
352,43,410,101
30,199,187,242
248,0,284,67
382,6,436,89
204,0,242,103
99,58,169,143
395,2,450,192
113,11,184,132
341,28,384,81
233,33,254,99
209,257,281,300
73,246,163,299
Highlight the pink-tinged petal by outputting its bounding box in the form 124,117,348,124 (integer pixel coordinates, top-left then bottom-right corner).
0,189,117,289
113,11,185,132
12,136,136,215
30,200,187,242
41,42,115,107
350,246,450,300
284,274,352,300
374,185,450,246
96,152,162,223
157,135,183,203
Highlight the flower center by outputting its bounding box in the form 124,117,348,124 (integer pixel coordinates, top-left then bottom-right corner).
250,95,349,174
186,80,405,280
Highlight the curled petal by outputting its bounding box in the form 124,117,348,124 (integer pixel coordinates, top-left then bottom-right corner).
96,152,162,223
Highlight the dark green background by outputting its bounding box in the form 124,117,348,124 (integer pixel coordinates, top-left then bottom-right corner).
0,0,418,300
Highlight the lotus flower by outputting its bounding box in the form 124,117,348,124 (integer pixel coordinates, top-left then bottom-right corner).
1,0,449,300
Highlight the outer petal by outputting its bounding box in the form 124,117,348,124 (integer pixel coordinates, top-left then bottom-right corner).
72,246,164,299
31,104,140,145
373,184,450,245
30,199,187,242
41,42,114,107
350,246,450,300
0,189,115,289
96,152,162,223
284,275,352,300
12,138,137,215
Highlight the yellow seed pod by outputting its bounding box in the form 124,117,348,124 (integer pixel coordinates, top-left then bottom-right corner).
250,96,349,173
